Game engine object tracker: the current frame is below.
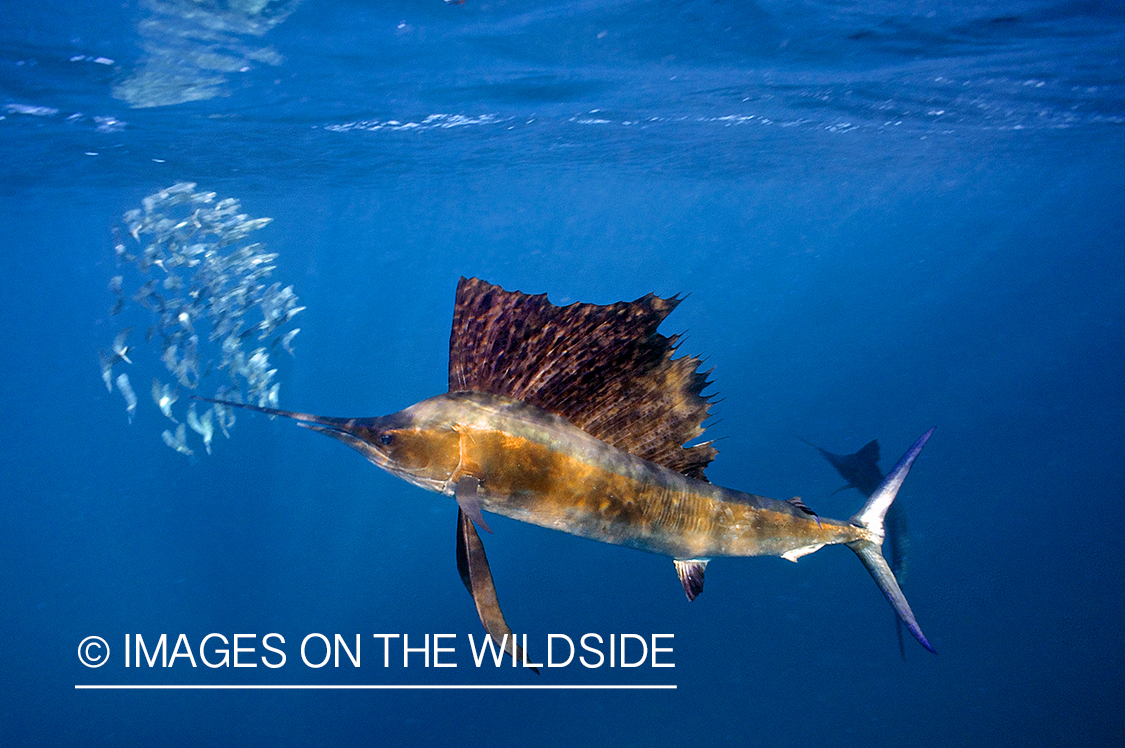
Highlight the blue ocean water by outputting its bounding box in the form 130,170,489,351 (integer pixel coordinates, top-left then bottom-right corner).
3,0,1124,745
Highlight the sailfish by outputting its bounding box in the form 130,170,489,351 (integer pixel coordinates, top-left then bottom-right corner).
200,277,936,666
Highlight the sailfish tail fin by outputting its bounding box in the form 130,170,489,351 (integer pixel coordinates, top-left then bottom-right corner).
847,428,936,654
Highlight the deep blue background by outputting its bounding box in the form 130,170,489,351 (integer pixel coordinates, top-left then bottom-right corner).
3,1,1123,746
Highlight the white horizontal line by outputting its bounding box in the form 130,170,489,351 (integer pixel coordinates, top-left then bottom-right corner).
76,684,676,690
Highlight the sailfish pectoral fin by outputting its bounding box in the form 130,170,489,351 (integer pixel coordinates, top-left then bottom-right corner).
455,508,538,673
455,475,492,534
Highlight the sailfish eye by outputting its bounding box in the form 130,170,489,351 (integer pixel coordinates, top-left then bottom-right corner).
379,432,395,446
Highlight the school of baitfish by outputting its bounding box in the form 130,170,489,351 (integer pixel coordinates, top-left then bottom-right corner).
100,182,302,456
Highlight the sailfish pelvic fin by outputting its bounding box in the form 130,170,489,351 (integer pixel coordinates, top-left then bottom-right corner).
455,508,538,673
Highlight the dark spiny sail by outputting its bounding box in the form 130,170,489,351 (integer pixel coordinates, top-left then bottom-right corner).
448,277,717,480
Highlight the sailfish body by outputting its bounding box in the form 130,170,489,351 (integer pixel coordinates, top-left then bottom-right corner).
291,390,875,559
203,277,935,664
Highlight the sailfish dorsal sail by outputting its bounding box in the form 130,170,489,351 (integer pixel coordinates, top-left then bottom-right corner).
447,276,717,480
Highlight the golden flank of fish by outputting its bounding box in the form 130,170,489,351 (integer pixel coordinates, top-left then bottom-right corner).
200,277,935,668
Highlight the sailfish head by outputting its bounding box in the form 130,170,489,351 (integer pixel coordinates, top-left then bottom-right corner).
194,395,463,494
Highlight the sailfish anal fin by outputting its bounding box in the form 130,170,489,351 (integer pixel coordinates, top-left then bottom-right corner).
455,508,538,673
448,277,717,480
673,558,709,601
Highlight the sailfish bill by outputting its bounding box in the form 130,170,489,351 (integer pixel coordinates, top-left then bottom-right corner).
196,277,936,662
